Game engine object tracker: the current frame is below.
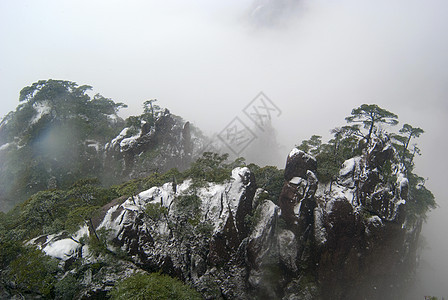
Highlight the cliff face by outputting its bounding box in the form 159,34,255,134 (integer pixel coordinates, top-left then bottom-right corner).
313,141,415,299
33,141,420,299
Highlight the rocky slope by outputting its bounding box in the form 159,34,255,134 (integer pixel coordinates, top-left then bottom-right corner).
31,139,421,299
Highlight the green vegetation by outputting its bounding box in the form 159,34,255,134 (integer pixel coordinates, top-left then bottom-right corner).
9,245,59,297
186,152,235,185
54,273,81,300
345,103,398,145
145,202,169,222
109,272,203,300
1,178,119,240
113,168,186,199
0,149,265,298
297,131,360,184
247,164,284,205
0,79,127,211
406,173,436,222
392,123,425,175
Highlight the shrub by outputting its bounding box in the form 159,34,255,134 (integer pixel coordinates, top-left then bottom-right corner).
9,246,59,297
109,272,202,300
54,273,81,300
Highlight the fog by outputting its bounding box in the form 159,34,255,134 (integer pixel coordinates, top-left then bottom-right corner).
1,0,447,298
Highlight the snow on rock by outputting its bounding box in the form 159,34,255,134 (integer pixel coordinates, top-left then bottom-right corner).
198,183,227,233
288,148,316,162
284,148,317,182
322,183,356,207
30,101,51,124
250,200,278,240
314,206,327,245
396,172,409,200
367,215,383,228
93,167,254,247
396,173,408,189
43,238,80,260
86,140,100,152
338,156,362,188
396,199,406,206
109,127,129,149
324,195,352,215
288,147,301,158
106,126,145,152
278,229,298,273
106,113,119,123
339,157,361,177
0,143,11,151
97,204,127,234
289,177,302,185
247,200,280,288
39,225,88,261
119,130,141,152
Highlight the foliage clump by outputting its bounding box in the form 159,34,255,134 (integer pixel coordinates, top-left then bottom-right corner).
0,79,127,211
8,245,59,297
109,272,203,300
247,164,284,205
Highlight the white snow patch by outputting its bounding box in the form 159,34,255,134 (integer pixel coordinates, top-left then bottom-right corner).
74,225,89,240
367,215,384,227
289,177,302,185
97,204,126,234
43,238,80,260
396,172,408,190
340,157,361,177
396,199,406,206
294,202,302,215
198,183,227,231
231,167,250,182
120,130,141,151
110,127,129,148
314,207,327,245
335,184,355,205
288,148,316,162
107,114,118,122
86,140,100,152
250,200,278,240
278,229,298,272
288,147,301,158
31,101,51,124
41,167,254,260
0,143,11,151
306,170,318,185
325,197,340,214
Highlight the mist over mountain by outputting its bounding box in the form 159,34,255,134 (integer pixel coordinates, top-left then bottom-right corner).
0,82,438,299
0,80,205,212
1,1,447,298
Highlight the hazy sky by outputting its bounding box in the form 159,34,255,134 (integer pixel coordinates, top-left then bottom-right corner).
1,0,447,297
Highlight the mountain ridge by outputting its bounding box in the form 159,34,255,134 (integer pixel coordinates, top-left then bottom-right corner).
0,80,436,299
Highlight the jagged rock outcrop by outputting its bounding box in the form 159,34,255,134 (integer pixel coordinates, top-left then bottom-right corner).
104,109,206,182
35,141,421,299
313,140,415,299
36,168,256,299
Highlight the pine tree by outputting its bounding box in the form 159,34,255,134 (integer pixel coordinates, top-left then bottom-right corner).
345,104,398,146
